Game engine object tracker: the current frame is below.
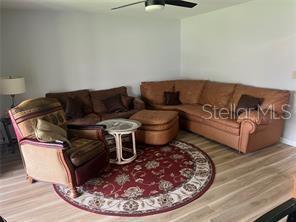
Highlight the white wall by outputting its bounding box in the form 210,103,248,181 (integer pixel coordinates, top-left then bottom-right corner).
1,9,180,102
181,0,296,145
1,1,296,145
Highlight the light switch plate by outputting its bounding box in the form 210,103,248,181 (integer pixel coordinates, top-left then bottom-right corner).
293,71,296,79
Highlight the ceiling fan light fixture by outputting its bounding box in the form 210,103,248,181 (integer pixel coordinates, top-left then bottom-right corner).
145,4,164,12
145,0,165,12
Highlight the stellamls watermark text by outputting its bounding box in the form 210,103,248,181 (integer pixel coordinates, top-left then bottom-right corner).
201,104,294,120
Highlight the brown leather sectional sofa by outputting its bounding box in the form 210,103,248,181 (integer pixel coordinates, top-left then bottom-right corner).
141,80,290,153
46,86,145,125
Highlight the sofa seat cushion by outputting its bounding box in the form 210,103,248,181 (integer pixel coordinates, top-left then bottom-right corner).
101,110,138,120
68,138,106,167
183,112,240,135
130,110,178,126
178,105,213,120
175,80,206,104
66,113,100,126
199,82,236,109
178,105,240,135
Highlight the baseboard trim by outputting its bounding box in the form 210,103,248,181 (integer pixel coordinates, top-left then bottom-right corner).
281,137,296,147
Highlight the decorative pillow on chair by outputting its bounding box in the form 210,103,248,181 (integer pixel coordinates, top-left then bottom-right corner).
35,119,71,146
236,94,264,115
103,94,128,113
65,97,84,119
121,95,134,110
164,91,181,105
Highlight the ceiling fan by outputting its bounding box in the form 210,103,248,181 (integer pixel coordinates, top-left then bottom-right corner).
111,0,197,12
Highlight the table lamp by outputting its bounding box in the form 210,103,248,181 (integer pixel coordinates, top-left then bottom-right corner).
0,75,26,108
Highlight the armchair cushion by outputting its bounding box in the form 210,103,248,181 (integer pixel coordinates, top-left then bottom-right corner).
35,119,71,146
68,138,107,167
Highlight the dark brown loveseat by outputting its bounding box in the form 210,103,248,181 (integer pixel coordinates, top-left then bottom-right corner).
46,86,145,125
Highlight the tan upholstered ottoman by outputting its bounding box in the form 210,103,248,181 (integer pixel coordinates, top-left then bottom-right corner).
130,110,179,145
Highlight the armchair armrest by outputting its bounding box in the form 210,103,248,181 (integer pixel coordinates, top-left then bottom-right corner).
67,124,106,141
18,137,75,187
237,110,272,125
133,97,146,110
19,138,69,149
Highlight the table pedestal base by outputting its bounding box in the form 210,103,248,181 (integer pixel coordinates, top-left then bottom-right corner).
109,131,137,165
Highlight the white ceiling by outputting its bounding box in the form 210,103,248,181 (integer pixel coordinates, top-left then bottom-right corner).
0,0,253,19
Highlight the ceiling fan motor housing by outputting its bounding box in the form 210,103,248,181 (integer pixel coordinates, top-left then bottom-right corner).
145,0,165,11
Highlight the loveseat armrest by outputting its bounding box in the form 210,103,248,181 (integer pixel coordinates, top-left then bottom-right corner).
237,110,272,125
67,124,106,141
133,97,146,110
19,138,69,149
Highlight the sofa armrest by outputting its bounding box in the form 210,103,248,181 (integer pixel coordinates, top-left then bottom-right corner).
133,97,146,110
237,110,272,125
67,124,106,141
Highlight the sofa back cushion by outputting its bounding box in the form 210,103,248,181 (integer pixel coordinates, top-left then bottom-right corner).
140,81,175,105
90,86,127,113
230,84,290,114
175,80,206,104
46,89,92,114
199,82,236,108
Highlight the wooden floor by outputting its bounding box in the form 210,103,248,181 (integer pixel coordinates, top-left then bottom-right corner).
1,131,296,222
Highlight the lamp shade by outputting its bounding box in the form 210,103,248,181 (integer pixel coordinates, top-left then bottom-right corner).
0,75,26,95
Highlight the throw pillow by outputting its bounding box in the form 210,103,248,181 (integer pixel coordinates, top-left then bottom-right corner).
164,91,181,105
103,94,127,113
121,95,134,110
35,119,71,146
236,94,264,115
65,97,84,119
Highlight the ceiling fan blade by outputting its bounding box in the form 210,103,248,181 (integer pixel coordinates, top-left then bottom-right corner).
165,0,197,8
111,1,146,10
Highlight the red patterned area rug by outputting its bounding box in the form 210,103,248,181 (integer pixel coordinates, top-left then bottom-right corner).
53,140,215,217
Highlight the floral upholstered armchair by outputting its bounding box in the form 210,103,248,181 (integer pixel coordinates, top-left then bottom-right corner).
9,98,109,198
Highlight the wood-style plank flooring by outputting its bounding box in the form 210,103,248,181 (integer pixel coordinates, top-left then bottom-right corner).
1,131,296,222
